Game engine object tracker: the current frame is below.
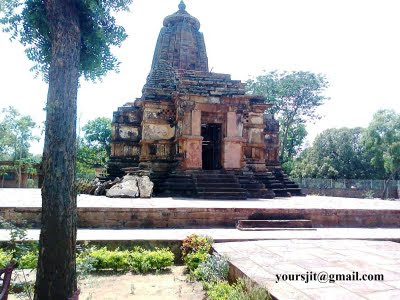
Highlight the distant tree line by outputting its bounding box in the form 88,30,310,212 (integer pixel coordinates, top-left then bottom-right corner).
291,110,400,181
246,71,400,185
0,106,40,187
0,106,112,180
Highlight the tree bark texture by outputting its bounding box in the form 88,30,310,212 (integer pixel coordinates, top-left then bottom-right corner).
34,0,80,299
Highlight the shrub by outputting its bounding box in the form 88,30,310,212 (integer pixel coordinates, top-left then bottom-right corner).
89,247,131,271
18,249,38,269
76,246,175,273
181,234,213,259
184,251,208,271
129,251,146,273
194,254,229,282
142,248,174,272
0,248,12,268
207,279,271,300
207,281,236,300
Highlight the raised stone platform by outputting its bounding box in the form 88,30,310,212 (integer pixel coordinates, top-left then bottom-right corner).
214,240,400,299
1,189,400,229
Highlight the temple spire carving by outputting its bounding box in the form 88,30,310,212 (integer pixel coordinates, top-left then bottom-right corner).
178,0,186,11
150,0,208,72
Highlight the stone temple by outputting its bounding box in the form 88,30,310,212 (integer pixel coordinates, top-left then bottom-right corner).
107,1,304,199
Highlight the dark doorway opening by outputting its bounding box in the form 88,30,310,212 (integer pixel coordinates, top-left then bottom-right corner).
201,123,222,170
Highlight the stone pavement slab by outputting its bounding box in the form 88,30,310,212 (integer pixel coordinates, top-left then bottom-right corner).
0,228,400,242
1,188,400,210
214,240,400,300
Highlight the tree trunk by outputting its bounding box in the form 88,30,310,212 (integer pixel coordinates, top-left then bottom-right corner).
34,0,80,299
18,166,22,188
280,120,291,162
381,166,400,200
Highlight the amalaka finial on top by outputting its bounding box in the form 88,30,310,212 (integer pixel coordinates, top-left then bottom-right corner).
178,0,186,11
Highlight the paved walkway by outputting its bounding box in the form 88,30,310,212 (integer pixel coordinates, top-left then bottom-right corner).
1,188,399,210
1,228,400,242
214,240,400,300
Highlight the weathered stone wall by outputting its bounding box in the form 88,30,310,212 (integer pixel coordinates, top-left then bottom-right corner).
2,207,399,229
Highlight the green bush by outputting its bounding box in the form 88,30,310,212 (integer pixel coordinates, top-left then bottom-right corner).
194,254,229,282
184,251,208,271
142,248,174,272
18,249,38,269
207,281,236,300
76,246,175,273
88,247,131,271
181,234,213,259
0,248,12,268
207,279,271,300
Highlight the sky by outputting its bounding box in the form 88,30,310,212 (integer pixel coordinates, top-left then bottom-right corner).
0,0,399,154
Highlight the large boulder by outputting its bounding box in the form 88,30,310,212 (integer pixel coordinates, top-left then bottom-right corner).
137,176,154,198
106,176,139,198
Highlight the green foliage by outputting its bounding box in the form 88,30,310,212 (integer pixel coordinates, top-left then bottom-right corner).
88,247,131,271
291,110,400,181
207,279,271,300
207,281,236,300
0,106,38,161
1,0,132,81
0,248,12,268
363,110,400,180
18,248,38,269
194,254,229,283
246,71,329,163
82,117,112,155
291,127,374,179
184,251,208,272
181,234,213,260
76,246,174,273
77,117,112,174
142,248,175,272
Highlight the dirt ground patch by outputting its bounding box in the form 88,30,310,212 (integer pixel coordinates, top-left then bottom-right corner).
8,266,205,300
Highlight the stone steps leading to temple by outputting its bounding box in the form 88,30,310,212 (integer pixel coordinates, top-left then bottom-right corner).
157,174,197,197
193,171,247,200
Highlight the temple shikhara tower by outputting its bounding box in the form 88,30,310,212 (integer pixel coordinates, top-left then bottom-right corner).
107,1,304,199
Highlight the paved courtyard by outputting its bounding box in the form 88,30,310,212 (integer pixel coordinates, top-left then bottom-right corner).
1,188,400,299
214,240,400,300
1,188,399,209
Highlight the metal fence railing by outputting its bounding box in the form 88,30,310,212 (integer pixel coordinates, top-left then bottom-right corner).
293,178,400,190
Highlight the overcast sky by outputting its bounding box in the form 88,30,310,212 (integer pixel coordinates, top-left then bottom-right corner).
1,0,399,154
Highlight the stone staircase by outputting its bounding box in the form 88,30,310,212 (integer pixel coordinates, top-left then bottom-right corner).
254,172,291,197
237,212,313,231
153,169,305,200
194,171,247,200
236,173,275,199
157,173,197,197
272,168,305,197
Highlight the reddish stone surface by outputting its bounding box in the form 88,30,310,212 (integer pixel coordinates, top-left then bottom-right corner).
2,206,400,229
106,2,282,195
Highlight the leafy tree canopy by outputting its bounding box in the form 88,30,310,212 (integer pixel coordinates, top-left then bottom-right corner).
0,106,39,161
363,109,400,180
82,116,111,155
291,127,375,179
246,71,329,163
77,117,111,174
1,0,132,81
291,110,400,181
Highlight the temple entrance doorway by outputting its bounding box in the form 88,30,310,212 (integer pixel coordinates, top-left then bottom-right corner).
201,123,222,170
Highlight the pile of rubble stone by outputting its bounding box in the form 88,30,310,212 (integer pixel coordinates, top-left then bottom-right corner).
76,168,154,198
